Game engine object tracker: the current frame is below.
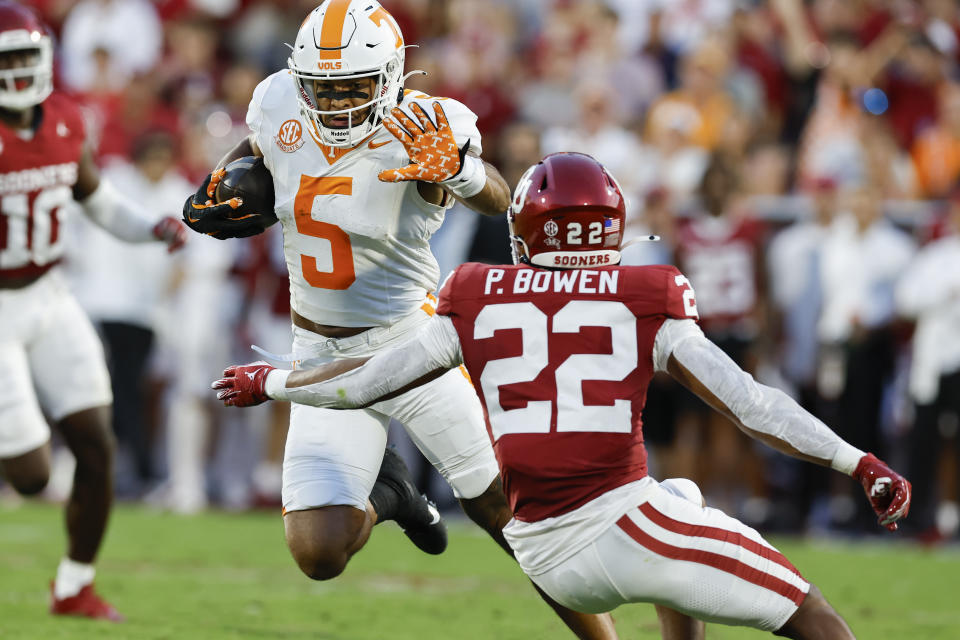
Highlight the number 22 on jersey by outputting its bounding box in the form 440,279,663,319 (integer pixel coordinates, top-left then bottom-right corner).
474,277,698,442
475,300,639,441
294,175,356,290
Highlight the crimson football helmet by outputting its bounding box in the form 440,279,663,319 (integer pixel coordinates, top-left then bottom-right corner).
0,1,53,110
509,153,626,269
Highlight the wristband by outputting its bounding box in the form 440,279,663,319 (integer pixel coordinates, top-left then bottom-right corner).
442,153,486,199
831,443,867,476
265,369,292,401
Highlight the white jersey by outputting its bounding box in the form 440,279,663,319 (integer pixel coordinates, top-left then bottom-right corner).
246,70,482,327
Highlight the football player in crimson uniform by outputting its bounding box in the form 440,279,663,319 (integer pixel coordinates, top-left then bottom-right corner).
216,153,911,639
0,1,186,622
672,154,770,510
183,2,617,638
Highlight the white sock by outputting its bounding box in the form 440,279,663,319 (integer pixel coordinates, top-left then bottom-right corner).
54,557,95,600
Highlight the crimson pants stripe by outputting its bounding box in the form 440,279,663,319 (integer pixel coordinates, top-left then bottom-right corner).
638,502,802,578
616,514,806,606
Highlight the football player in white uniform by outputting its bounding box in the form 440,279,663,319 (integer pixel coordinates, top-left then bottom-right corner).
183,2,617,637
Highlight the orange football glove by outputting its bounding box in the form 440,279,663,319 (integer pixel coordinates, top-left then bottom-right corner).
378,102,463,183
378,102,486,198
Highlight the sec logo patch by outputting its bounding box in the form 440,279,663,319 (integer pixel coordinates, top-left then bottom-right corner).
275,119,305,153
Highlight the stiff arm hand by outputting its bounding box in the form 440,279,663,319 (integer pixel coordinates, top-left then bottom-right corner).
377,102,486,198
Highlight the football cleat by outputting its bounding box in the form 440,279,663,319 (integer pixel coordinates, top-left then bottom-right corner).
376,447,448,555
50,583,124,622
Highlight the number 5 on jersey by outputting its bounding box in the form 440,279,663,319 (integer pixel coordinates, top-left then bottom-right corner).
294,175,356,290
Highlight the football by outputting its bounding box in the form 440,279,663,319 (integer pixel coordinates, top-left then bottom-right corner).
215,155,278,227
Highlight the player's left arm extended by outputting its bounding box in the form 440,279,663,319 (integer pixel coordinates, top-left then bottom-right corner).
377,102,510,216
213,315,464,409
74,144,186,251
657,318,911,531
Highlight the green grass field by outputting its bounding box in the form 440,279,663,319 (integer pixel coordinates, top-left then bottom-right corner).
1,501,958,639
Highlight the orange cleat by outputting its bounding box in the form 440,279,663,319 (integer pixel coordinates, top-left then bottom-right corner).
50,583,124,622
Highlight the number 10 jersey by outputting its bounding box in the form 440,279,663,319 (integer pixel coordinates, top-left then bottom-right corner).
247,71,482,328
0,92,85,280
436,262,699,523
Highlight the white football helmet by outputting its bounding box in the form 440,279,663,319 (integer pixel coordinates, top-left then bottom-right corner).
288,0,409,147
0,1,53,111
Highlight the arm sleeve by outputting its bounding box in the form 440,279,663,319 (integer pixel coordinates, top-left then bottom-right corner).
654,318,865,475
78,178,157,242
268,315,464,408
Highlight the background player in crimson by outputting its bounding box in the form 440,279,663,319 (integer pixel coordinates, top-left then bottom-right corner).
672,152,770,512
0,2,185,621
216,153,912,639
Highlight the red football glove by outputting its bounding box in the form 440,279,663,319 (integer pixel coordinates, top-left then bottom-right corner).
852,453,911,532
153,216,188,252
212,362,275,407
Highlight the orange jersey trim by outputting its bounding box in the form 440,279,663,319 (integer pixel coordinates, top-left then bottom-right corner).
420,293,438,317
306,123,378,165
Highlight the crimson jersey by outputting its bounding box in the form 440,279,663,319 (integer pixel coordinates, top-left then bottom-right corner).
0,92,86,280
674,215,766,335
437,263,698,522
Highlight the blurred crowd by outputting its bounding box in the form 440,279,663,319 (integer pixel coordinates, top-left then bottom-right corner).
13,0,960,541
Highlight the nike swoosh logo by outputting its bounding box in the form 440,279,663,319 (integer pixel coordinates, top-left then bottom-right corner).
368,139,392,150
426,503,441,525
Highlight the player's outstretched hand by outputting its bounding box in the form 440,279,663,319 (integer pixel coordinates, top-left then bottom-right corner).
152,216,187,252
378,102,466,184
212,362,276,407
181,170,264,239
852,453,911,532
